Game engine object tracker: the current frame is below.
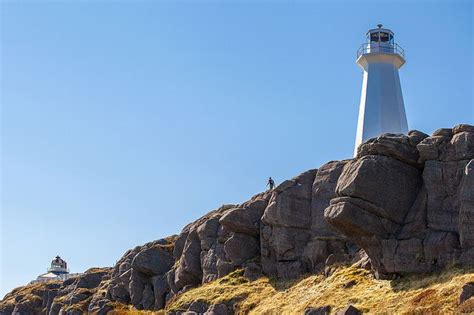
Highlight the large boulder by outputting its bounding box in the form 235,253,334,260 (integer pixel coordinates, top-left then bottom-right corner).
104,237,177,310
326,125,474,276
418,124,474,162
324,153,423,272
219,199,268,237
335,155,421,225
168,198,269,294
460,282,474,304
357,132,424,167
174,230,203,290
311,161,348,236
223,233,259,265
76,269,110,289
262,181,314,229
131,245,175,276
260,170,316,278
152,275,168,310
261,166,358,279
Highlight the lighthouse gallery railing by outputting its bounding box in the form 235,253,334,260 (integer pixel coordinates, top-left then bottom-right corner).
47,266,70,273
356,42,405,59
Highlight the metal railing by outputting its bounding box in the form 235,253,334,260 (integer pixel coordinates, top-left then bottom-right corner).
47,266,70,273
356,42,405,59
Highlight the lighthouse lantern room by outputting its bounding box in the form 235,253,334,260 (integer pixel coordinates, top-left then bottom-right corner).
48,255,69,275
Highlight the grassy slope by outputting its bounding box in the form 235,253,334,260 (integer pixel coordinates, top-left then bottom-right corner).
3,266,473,314
0,267,111,314
165,266,474,314
0,281,56,307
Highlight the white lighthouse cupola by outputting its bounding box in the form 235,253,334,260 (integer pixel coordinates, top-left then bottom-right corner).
33,255,72,283
48,255,69,275
354,24,408,156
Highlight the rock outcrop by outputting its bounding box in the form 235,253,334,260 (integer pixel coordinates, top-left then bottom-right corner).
1,124,473,314
325,125,474,276
0,268,111,315
261,164,358,279
102,237,176,311
460,282,474,304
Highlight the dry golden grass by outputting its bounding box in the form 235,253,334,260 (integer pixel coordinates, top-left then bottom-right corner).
107,302,166,315
1,281,57,306
84,266,112,274
165,269,276,313
165,266,474,315
2,264,473,314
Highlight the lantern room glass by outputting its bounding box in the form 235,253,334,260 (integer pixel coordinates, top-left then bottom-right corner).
368,31,394,44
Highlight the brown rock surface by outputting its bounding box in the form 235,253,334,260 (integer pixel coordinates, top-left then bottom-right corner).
2,124,473,313
325,125,474,276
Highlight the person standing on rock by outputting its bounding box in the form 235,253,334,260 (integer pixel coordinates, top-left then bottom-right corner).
267,177,275,190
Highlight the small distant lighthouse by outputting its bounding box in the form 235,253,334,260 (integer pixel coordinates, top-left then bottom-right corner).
34,255,71,283
354,24,408,156
48,255,69,275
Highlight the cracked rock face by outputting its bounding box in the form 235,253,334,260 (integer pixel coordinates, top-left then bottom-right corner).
325,125,474,276
260,165,359,279
1,124,473,313
0,268,111,315
164,194,273,307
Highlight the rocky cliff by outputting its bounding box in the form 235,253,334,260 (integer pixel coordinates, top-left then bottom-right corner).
1,124,473,315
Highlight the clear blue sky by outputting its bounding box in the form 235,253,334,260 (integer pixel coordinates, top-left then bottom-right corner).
1,0,473,297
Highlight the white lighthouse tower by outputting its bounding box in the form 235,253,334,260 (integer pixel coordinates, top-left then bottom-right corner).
354,24,408,156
